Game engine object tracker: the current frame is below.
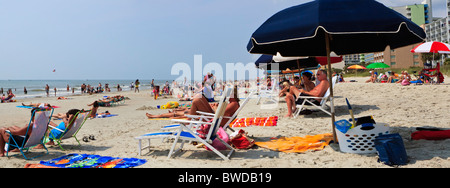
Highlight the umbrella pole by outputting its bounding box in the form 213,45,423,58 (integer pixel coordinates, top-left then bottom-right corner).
325,33,337,143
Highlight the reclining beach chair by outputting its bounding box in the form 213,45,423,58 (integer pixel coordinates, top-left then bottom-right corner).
195,91,254,133
47,111,90,150
135,87,235,160
6,107,54,160
256,78,278,105
293,76,338,118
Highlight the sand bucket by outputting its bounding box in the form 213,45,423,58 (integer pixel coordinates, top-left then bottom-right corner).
336,123,389,154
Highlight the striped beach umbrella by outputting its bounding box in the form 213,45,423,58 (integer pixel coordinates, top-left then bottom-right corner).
411,41,450,54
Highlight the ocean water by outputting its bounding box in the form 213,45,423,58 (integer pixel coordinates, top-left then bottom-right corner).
0,80,171,99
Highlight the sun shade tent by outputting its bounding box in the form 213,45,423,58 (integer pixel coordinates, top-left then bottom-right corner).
247,0,426,142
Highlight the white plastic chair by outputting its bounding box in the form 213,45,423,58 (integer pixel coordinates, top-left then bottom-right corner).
256,78,278,105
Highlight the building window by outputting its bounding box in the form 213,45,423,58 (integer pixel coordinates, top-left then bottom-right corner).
391,62,396,66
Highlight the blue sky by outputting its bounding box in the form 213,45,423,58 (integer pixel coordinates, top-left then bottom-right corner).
0,0,446,80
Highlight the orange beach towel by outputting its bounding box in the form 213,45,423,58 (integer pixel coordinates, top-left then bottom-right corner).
255,133,333,153
230,116,278,127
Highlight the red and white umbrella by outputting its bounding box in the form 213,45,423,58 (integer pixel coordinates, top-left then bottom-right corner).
411,41,450,54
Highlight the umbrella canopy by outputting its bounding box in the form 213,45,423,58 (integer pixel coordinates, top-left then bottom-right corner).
410,41,450,54
247,0,426,56
347,65,367,69
246,0,426,143
366,62,390,69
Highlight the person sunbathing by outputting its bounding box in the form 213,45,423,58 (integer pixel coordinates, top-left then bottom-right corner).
0,109,37,156
86,101,100,118
387,71,397,83
284,69,330,117
35,109,80,148
146,87,241,127
146,94,217,119
365,71,377,83
21,102,52,108
1,93,15,103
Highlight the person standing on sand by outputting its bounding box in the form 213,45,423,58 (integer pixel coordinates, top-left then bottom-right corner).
135,79,140,93
45,84,50,97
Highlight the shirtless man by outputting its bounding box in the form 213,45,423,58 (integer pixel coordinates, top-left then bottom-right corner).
284,69,330,117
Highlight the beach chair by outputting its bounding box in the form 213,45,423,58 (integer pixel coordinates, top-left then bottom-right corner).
293,76,338,118
256,78,278,105
195,91,254,133
47,111,89,150
6,107,54,160
135,87,235,160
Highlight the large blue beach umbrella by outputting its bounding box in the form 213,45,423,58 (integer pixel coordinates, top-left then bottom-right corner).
247,0,426,142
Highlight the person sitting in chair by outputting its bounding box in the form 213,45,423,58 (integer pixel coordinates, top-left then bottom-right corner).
284,69,330,117
0,108,38,156
35,109,80,148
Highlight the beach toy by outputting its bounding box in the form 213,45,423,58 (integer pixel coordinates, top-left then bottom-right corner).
165,101,179,109
335,119,352,134
157,105,160,109
160,105,166,109
345,98,356,128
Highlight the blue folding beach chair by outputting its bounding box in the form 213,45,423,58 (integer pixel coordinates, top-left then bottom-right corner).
6,107,53,160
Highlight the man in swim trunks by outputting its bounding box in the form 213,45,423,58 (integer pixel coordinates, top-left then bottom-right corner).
284,69,330,117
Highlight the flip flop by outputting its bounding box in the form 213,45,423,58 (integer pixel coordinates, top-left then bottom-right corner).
89,135,96,140
82,136,89,142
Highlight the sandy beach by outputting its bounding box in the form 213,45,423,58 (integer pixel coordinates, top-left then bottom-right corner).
0,76,449,168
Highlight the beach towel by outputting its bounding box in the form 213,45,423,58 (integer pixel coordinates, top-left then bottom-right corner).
255,133,333,153
96,114,118,118
230,116,278,128
411,130,450,140
30,153,146,168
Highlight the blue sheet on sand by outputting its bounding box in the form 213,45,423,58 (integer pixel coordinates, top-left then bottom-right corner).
40,153,147,168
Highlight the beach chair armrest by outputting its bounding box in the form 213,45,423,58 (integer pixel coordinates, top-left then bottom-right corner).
196,111,215,116
48,125,65,133
4,130,26,138
171,119,213,125
185,114,213,120
297,96,324,100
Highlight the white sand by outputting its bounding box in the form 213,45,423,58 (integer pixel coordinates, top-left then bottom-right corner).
0,77,449,168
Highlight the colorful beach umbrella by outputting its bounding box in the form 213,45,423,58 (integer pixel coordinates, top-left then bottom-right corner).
366,62,390,69
347,65,367,70
411,41,450,54
247,0,426,142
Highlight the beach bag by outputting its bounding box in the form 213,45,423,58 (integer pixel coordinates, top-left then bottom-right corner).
374,133,408,166
230,129,255,149
205,127,230,151
401,79,410,86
